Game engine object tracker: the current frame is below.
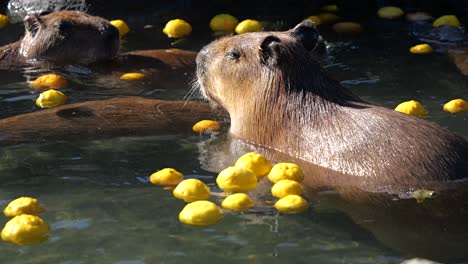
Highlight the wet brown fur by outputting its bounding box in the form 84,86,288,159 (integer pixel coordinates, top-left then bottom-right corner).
0,97,213,146
196,22,468,191
0,11,119,68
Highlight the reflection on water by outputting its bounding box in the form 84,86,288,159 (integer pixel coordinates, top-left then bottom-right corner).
0,7,467,264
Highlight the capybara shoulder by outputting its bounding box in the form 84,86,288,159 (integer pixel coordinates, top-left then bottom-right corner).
196,20,468,191
0,11,119,68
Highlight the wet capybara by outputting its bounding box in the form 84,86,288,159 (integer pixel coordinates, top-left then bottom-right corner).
0,97,214,146
0,11,120,68
195,20,468,192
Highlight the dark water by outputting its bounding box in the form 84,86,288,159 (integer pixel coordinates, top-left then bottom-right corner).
0,9,467,264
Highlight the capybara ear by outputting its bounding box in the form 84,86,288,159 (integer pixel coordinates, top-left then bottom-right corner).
260,35,282,66
24,14,42,37
290,20,321,51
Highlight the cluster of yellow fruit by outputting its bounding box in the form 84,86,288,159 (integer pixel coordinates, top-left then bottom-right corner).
150,152,309,226
1,197,49,245
394,98,468,117
31,74,69,109
162,14,264,38
304,4,360,36
377,6,461,27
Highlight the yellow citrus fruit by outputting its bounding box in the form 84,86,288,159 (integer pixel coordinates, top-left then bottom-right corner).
216,166,258,192
179,200,223,226
235,19,262,34
209,14,239,32
192,120,221,133
150,168,184,187
377,6,404,19
4,197,45,217
163,19,192,38
1,214,49,245
433,15,461,28
120,72,146,81
36,89,67,108
110,19,130,37
173,179,211,202
0,14,10,29
405,12,433,22
304,16,321,26
234,152,272,178
271,180,303,199
31,74,68,90
321,5,338,12
268,163,305,183
332,22,363,35
274,195,309,214
221,193,254,211
409,44,433,54
443,99,468,113
394,100,428,117
317,13,340,24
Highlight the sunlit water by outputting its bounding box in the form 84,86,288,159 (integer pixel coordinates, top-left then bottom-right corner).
0,15,467,264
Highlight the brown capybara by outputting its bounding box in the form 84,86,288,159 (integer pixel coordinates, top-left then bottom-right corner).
0,97,214,146
195,20,468,192
0,11,119,68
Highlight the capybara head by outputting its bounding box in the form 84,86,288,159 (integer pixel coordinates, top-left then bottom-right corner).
19,11,119,64
196,21,350,115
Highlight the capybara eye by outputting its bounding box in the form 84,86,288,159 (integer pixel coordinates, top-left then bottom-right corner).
225,51,240,60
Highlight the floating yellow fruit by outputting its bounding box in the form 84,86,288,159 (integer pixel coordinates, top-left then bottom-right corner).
4,197,45,217
150,168,184,187
394,100,428,117
163,19,192,38
179,200,223,226
271,180,303,199
173,179,211,202
332,22,363,35
209,14,239,33
413,189,435,203
110,19,130,37
31,74,68,90
119,72,146,81
304,16,321,26
0,14,9,29
274,195,309,214
443,99,468,113
409,44,433,54
234,152,272,178
321,5,338,12
1,214,49,245
433,15,461,28
221,193,254,211
317,13,340,24
35,89,67,108
268,163,305,183
235,19,262,34
377,6,404,19
216,166,257,192
405,12,433,22
192,120,221,133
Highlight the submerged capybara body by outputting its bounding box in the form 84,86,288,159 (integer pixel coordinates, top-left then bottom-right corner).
0,11,119,68
196,20,468,191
